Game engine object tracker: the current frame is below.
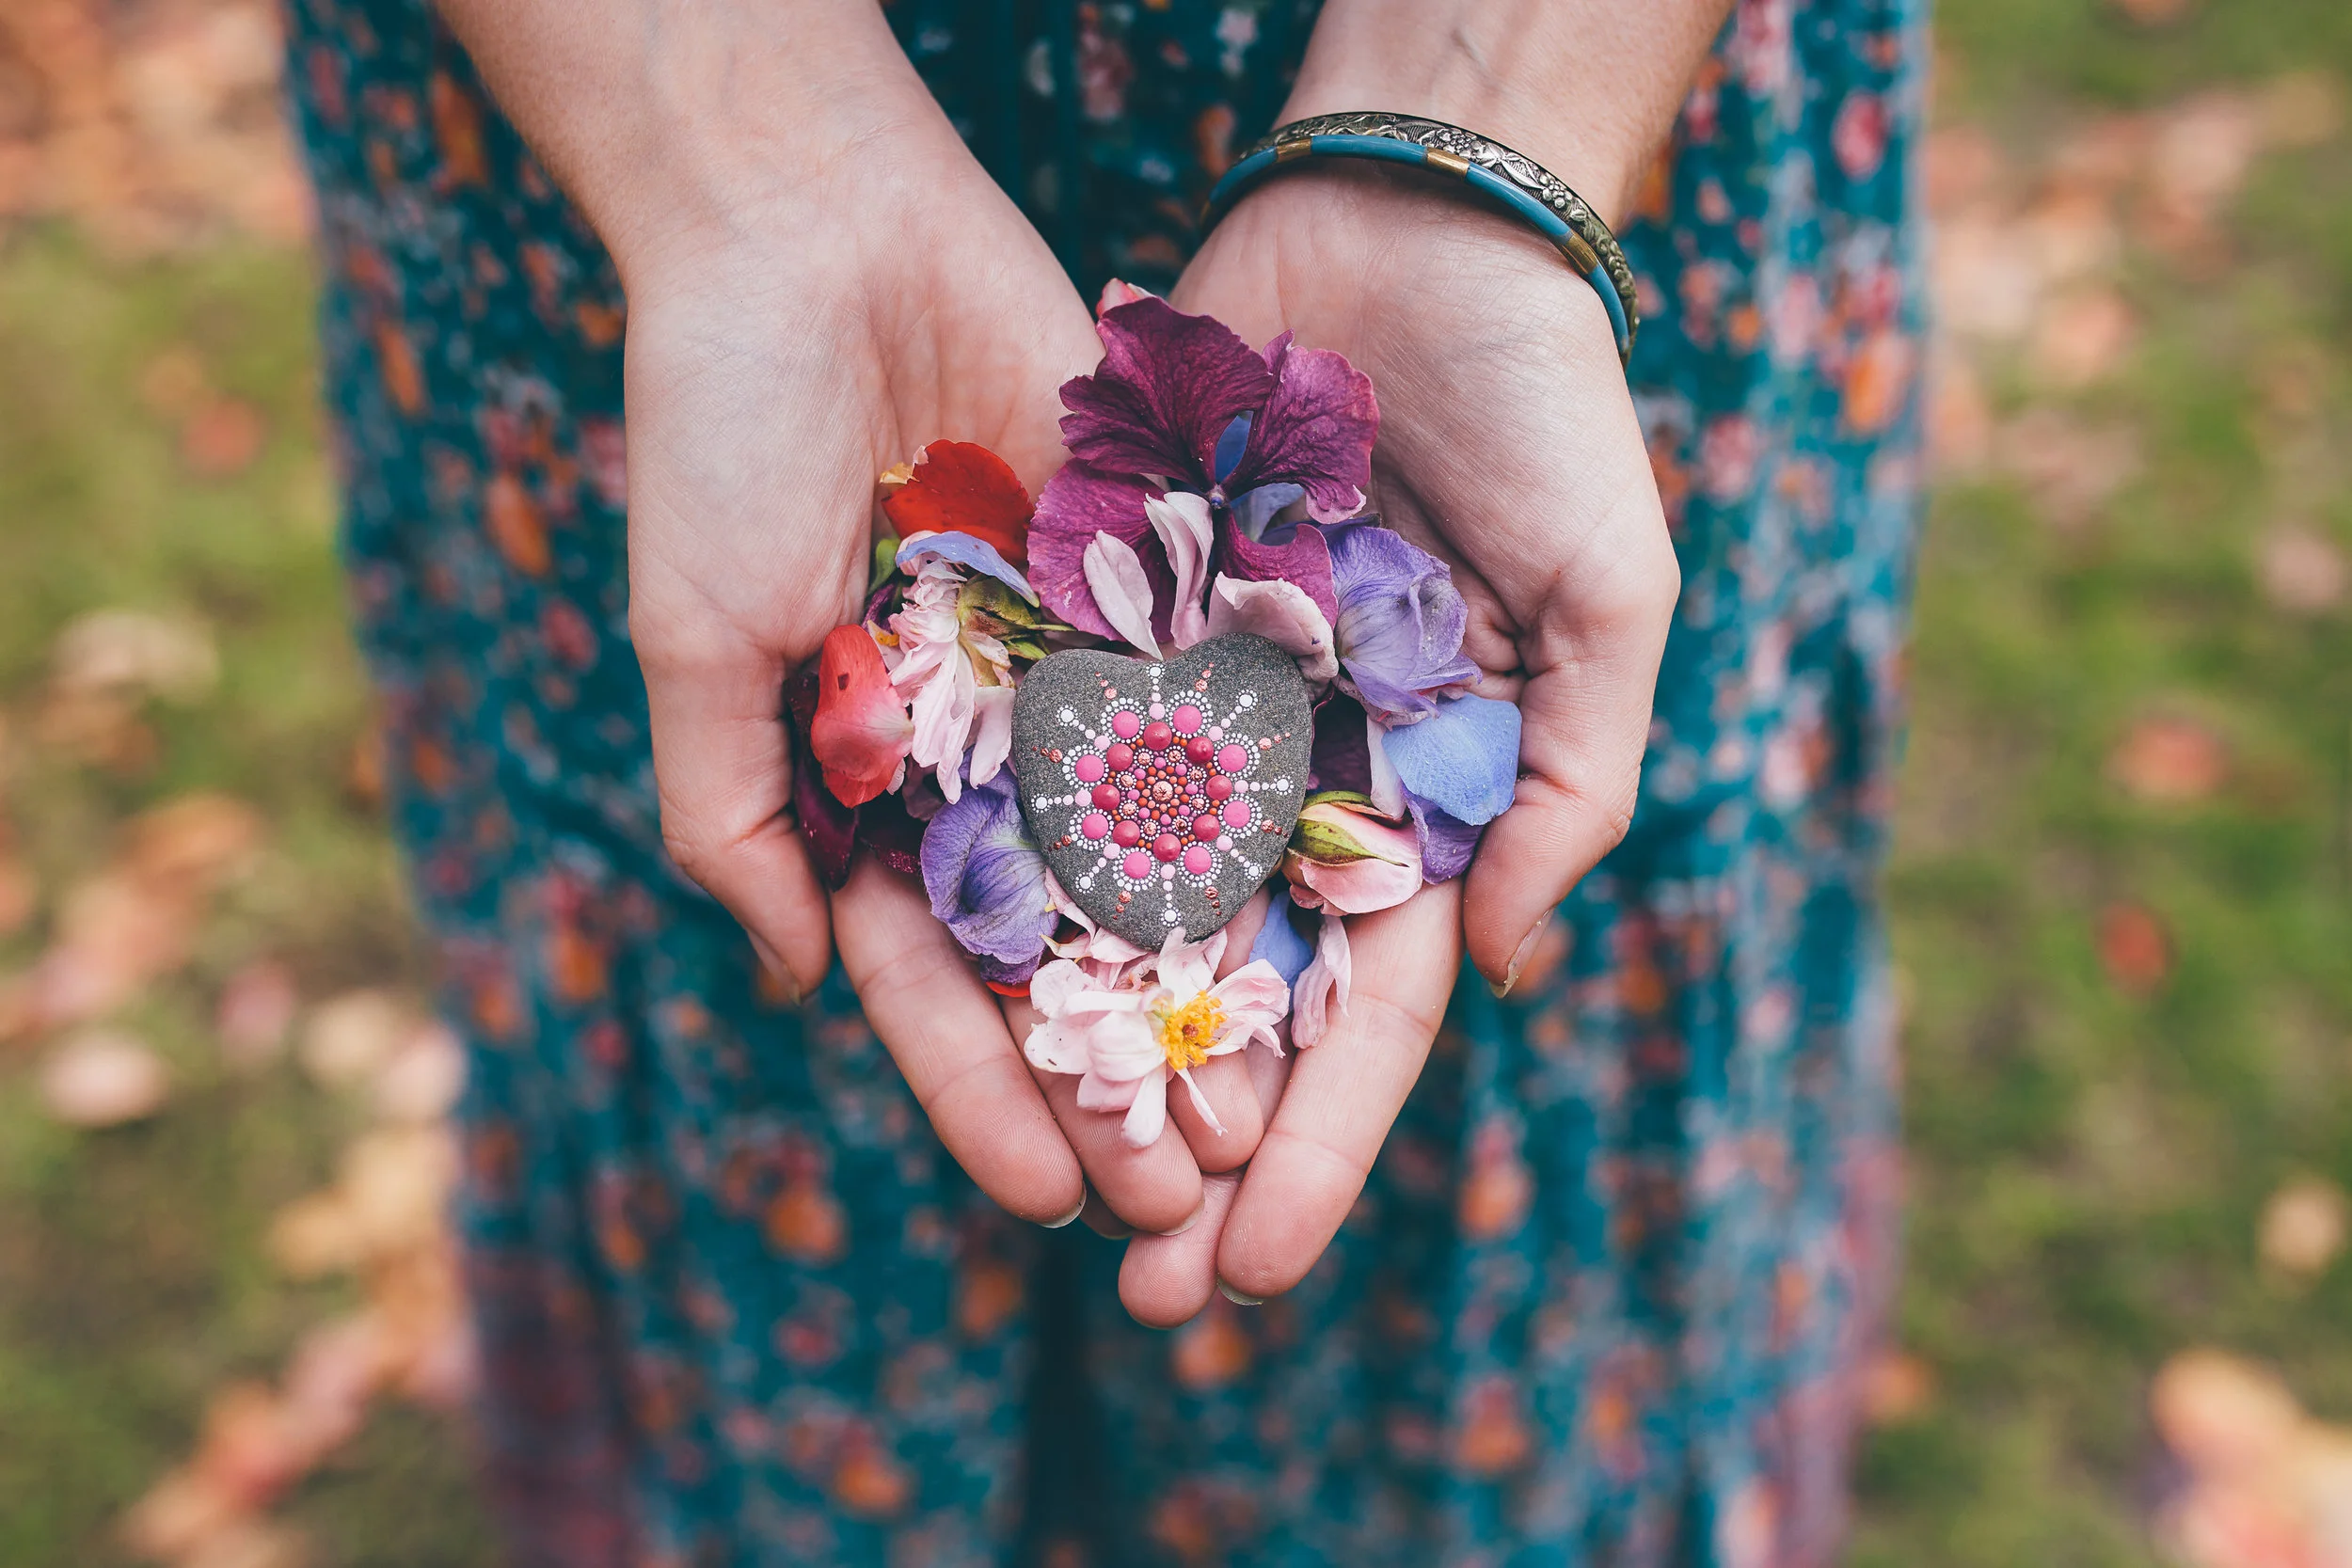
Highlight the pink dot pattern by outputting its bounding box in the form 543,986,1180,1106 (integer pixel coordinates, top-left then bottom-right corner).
1032,659,1295,933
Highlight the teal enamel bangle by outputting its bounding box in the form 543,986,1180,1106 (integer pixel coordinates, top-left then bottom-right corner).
1201,112,1640,364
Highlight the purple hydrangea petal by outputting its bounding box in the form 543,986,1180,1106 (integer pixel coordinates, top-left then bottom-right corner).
1231,482,1307,543
1057,297,1274,483
1029,461,1155,637
1218,512,1339,626
896,531,1036,602
1247,885,1316,988
1223,333,1378,523
919,772,1058,971
1404,788,1484,882
1327,522,1482,723
1378,694,1521,826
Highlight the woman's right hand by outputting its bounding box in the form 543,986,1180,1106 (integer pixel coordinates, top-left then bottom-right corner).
435,0,1196,1230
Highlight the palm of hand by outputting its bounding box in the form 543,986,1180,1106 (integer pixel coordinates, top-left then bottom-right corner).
1105,174,1678,1320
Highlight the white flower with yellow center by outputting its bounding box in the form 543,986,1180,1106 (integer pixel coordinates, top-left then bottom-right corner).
1023,927,1291,1148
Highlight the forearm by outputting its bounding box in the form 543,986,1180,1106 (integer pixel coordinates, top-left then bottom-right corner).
1281,0,1735,224
431,0,945,280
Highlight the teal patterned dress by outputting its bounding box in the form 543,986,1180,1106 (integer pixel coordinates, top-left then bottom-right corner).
281,1,1927,1562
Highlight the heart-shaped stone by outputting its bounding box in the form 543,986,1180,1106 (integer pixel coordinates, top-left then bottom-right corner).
1010,633,1313,949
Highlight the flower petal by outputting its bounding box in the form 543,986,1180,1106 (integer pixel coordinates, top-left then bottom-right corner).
1247,887,1316,988
1028,958,1093,1019
1208,959,1293,1020
968,685,1016,788
1292,808,1422,913
1030,461,1155,637
903,636,978,802
1205,574,1338,681
1218,512,1338,627
1058,296,1274,483
1025,1016,1095,1077
1291,912,1352,1048
786,669,859,888
1120,1069,1169,1148
1145,492,1216,649
1175,1068,1228,1137
1327,522,1480,723
1075,1069,1144,1110
1224,333,1377,523
1156,927,1220,1002
1082,531,1163,657
1380,694,1522,825
1364,707,1406,817
1231,482,1308,542
919,772,1057,972
880,441,1032,562
896,531,1037,603
808,625,914,807
1405,788,1485,882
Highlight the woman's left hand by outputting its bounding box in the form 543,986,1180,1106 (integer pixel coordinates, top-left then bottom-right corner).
1122,166,1680,1315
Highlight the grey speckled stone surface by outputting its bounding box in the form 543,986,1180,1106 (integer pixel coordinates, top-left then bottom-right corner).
1009,633,1312,949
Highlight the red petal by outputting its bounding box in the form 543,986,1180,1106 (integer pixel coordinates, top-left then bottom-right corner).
808,626,912,807
881,441,1033,562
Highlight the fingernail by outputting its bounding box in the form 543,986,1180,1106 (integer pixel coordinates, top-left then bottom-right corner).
746,933,804,1006
1041,1193,1087,1229
1217,1281,1264,1307
1488,915,1553,1000
1158,1203,1204,1237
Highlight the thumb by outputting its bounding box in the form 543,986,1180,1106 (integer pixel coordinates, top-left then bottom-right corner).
635,604,835,1002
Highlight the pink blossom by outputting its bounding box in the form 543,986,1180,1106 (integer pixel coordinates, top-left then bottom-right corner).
1284,798,1423,915
1023,929,1289,1148
887,558,1014,803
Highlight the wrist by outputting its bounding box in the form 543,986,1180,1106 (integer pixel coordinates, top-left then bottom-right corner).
1277,0,1734,227
440,0,966,291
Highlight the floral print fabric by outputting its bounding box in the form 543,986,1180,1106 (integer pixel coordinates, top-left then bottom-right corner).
279,0,1927,1562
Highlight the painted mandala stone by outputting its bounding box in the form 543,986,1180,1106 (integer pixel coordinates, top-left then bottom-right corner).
1009,633,1312,948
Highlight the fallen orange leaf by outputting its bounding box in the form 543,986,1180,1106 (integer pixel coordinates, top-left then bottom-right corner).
2110,715,2229,803
2098,901,2172,995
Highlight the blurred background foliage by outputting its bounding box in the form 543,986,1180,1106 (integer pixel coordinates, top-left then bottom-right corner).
0,0,2347,1564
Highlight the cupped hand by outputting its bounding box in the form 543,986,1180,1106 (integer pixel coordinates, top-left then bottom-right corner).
616,87,1117,1227
1132,168,1678,1306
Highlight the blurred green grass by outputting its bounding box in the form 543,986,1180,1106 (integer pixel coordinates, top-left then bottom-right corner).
0,2,2347,1564
0,234,494,1566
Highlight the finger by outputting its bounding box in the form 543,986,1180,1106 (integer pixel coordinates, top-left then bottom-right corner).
1461,539,1674,991
1078,1188,1133,1240
833,861,1084,1226
1119,1171,1241,1328
638,627,834,998
1001,991,1204,1235
1167,1053,1262,1175
1166,893,1274,1172
1216,883,1459,1301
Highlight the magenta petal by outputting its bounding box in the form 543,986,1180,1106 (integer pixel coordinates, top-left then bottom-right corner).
1058,297,1275,482
1217,514,1338,626
1224,333,1378,523
1031,462,1154,636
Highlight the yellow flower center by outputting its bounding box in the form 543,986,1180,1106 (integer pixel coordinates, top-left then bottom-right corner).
1153,992,1225,1071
